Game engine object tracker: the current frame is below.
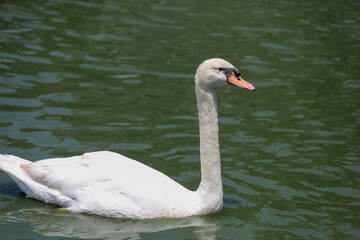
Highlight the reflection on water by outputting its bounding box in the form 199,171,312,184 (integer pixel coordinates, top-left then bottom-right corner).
0,190,218,240
0,0,359,239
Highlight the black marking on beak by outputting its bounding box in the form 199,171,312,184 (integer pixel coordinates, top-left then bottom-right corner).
223,67,241,80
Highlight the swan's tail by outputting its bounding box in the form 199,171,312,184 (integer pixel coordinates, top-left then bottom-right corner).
0,154,32,191
0,154,31,171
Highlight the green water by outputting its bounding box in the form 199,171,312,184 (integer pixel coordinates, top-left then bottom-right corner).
0,0,359,239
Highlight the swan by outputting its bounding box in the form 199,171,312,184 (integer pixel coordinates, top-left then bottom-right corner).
0,58,255,219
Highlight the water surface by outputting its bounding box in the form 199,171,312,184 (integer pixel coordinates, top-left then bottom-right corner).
0,0,359,239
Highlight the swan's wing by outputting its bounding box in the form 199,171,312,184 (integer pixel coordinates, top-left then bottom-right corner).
21,156,86,190
20,151,183,194
20,151,133,191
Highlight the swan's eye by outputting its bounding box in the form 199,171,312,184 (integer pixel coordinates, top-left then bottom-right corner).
218,67,225,71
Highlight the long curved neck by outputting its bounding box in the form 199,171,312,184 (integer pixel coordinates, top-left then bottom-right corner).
195,84,223,211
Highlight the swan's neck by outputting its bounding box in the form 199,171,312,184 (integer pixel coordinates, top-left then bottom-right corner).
195,84,223,212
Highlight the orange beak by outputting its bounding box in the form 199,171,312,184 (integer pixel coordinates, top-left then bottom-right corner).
227,73,255,91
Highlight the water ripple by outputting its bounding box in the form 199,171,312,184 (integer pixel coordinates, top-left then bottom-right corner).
0,97,42,107
0,51,51,64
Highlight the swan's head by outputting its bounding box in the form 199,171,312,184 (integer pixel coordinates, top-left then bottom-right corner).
195,58,255,91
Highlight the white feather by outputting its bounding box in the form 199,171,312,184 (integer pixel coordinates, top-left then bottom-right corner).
0,58,254,219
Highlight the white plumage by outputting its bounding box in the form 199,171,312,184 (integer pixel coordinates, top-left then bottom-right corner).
0,58,254,219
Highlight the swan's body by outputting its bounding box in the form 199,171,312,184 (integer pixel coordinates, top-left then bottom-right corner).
0,58,254,219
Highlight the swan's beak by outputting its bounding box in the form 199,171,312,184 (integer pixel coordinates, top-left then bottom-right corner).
227,73,255,91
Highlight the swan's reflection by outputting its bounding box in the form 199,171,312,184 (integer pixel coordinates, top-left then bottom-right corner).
0,188,219,240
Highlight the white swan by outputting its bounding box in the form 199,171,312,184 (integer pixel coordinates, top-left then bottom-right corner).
0,58,254,219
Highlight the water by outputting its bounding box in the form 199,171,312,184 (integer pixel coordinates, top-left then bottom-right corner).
0,0,359,239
